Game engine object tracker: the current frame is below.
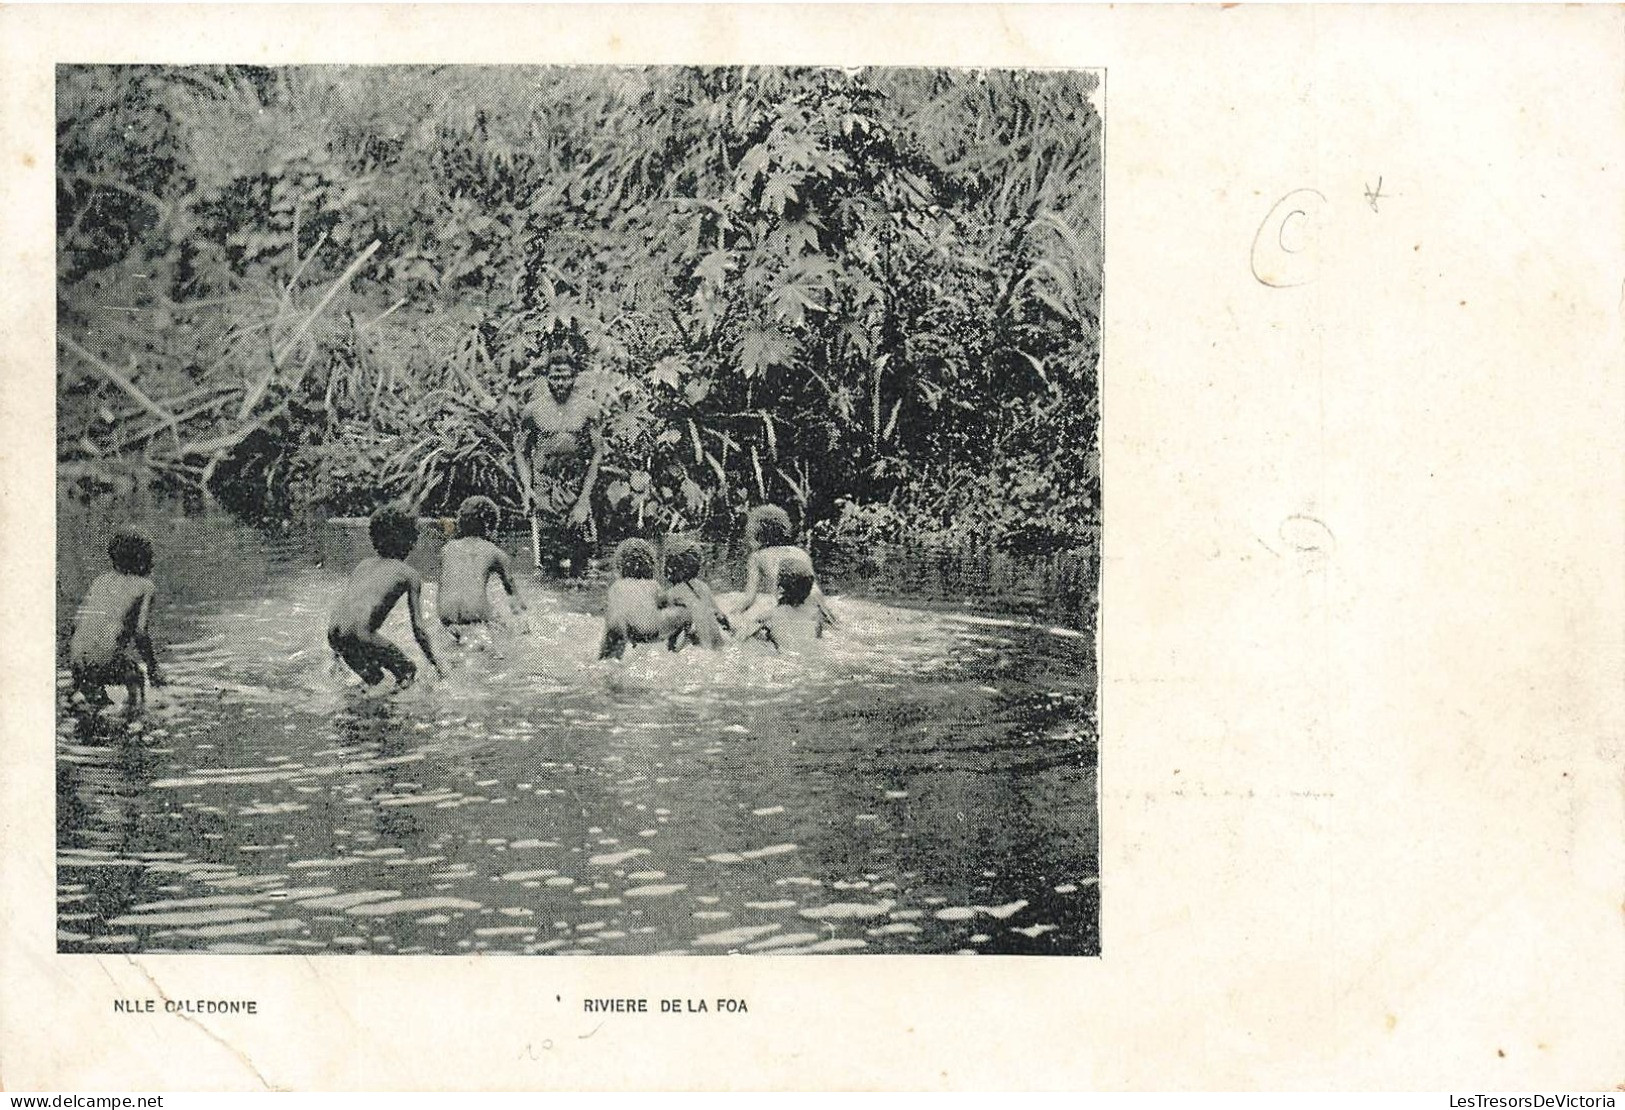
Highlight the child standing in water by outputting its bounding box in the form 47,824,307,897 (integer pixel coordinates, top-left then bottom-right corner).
436,496,527,639
728,504,834,626
328,504,444,689
68,527,165,713
747,565,826,652
598,539,690,660
661,536,730,652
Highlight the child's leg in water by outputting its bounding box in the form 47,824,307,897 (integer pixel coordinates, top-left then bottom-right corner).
329,631,410,687
108,653,145,716
70,665,111,708
373,639,417,689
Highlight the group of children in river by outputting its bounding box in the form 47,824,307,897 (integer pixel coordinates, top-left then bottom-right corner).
67,497,831,710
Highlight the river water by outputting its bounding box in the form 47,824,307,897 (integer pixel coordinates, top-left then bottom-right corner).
56,504,1099,956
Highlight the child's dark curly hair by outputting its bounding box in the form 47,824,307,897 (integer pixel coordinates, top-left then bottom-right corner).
107,528,154,576
662,535,703,584
455,495,500,539
776,566,815,607
614,538,658,580
746,504,793,548
369,504,420,560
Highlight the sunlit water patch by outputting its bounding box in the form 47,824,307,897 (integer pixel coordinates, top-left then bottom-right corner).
56,507,1098,955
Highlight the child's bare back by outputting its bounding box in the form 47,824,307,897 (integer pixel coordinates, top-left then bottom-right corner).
730,506,834,626
68,528,163,710
328,506,443,688
71,573,153,672
605,579,668,637
329,556,419,639
665,580,728,650
748,565,826,653
599,539,689,660
438,538,516,623
757,600,824,651
436,496,525,628
661,538,730,651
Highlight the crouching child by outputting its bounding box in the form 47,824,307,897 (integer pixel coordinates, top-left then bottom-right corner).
599,539,690,660
328,504,445,689
747,565,827,652
437,495,527,638
729,503,836,628
661,536,731,652
68,527,165,714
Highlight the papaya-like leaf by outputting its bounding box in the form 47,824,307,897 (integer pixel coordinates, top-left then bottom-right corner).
737,326,797,378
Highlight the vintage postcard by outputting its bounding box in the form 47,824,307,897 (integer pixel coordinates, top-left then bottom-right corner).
2,3,1621,1092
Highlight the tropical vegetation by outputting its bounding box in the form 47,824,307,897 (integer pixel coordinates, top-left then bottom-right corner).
57,65,1102,552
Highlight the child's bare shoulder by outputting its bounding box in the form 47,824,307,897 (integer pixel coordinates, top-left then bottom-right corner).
104,571,154,602
366,556,419,588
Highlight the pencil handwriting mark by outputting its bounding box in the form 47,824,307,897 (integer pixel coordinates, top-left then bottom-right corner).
1251,188,1327,289
1279,513,1335,557
1364,175,1392,213
519,1039,555,1061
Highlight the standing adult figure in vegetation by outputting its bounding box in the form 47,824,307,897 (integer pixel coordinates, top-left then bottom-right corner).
520,328,605,577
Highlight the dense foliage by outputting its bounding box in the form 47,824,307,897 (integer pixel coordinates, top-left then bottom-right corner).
57,65,1101,551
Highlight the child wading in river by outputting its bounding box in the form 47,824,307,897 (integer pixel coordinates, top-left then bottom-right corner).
328,504,444,689
598,539,691,660
661,536,730,652
747,565,827,652
436,496,527,640
728,504,835,627
67,527,165,714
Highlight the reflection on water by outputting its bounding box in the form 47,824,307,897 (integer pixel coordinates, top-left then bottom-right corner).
56,505,1098,956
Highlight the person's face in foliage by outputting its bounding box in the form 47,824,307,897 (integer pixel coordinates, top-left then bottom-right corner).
545,351,578,401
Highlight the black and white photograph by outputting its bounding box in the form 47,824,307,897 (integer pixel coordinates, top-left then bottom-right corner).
54,64,1103,958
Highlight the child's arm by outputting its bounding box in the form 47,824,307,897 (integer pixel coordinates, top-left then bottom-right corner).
731,554,763,614
492,549,526,611
599,622,627,660
753,621,780,652
697,583,733,634
743,612,778,651
816,589,838,631
661,584,692,651
134,584,164,686
405,572,445,676
62,605,77,662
